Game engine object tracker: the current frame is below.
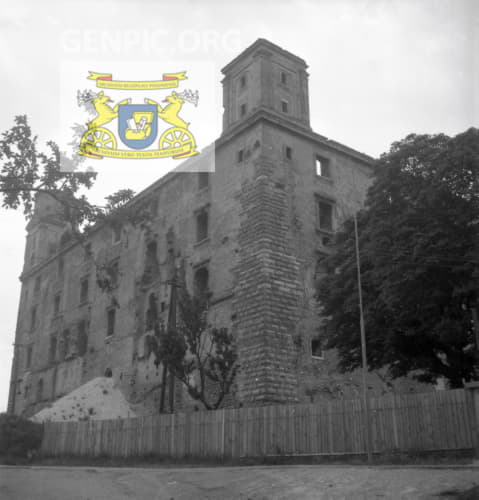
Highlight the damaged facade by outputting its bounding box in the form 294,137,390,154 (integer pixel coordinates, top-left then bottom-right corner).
9,39,392,417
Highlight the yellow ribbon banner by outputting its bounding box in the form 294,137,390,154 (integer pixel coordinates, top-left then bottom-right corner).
87,72,187,90
80,143,195,159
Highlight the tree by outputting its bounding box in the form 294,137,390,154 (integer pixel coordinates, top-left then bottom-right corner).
317,128,479,388
0,115,142,302
0,114,96,224
148,289,238,411
0,115,139,228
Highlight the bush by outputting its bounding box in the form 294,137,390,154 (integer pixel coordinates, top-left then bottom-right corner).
0,413,43,458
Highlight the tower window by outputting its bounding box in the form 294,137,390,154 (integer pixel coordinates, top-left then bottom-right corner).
240,103,247,117
198,172,209,190
316,156,331,178
107,308,116,337
281,100,289,113
317,199,334,232
311,337,324,359
285,146,292,160
196,209,209,243
237,149,243,163
80,278,89,303
53,293,61,315
281,71,288,85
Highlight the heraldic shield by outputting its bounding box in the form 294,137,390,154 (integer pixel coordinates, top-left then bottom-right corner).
118,104,158,150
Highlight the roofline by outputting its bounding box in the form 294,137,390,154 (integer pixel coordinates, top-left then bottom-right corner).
217,107,374,165
221,38,308,75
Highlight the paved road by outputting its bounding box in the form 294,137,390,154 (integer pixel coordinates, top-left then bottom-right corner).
0,465,478,499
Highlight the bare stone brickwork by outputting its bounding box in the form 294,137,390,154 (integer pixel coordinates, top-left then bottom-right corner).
9,39,415,419
233,159,302,403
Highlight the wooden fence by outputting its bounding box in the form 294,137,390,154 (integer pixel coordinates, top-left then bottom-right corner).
40,389,477,458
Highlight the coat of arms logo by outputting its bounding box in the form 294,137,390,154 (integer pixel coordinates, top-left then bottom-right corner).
77,71,199,159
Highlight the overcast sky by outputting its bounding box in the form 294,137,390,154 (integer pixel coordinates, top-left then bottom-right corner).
0,0,477,412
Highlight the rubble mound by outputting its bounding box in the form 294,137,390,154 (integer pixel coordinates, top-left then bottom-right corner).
31,377,136,422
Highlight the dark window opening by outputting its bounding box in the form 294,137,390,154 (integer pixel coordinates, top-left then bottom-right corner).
107,260,120,288
281,100,289,113
53,294,61,315
316,156,331,178
311,338,323,358
317,200,333,232
237,149,243,163
194,267,209,299
145,293,159,333
240,103,247,117
107,308,116,337
36,379,43,402
58,258,64,278
240,75,246,89
285,146,292,160
30,305,37,330
160,301,166,312
196,210,209,243
59,329,69,360
105,367,112,377
77,320,88,356
281,71,288,85
198,172,209,190
80,278,89,303
84,243,92,261
144,241,159,283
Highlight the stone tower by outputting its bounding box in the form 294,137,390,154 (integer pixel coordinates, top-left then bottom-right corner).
222,40,313,404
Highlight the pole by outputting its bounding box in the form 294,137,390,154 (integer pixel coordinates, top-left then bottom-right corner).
354,213,373,463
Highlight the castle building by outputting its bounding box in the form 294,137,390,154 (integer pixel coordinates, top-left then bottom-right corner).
8,39,375,417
